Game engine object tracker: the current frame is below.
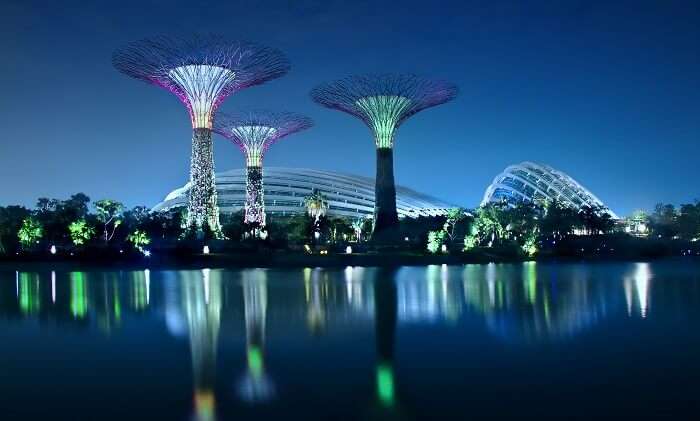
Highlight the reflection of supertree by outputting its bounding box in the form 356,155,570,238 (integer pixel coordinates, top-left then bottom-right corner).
311,74,457,240
372,267,398,411
113,35,290,234
238,269,275,403
214,111,312,228
462,263,610,343
182,269,222,421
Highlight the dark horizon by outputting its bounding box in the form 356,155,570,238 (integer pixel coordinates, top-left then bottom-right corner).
1,0,699,216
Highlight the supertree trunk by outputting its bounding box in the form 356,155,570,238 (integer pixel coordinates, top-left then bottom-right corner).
188,128,221,235
245,166,266,227
372,148,399,242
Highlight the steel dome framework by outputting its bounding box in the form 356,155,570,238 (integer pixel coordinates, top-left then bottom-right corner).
482,162,618,218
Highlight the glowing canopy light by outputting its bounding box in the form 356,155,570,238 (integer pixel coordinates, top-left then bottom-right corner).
229,126,279,167
113,35,290,130
355,96,411,148
113,35,290,234
214,111,313,226
167,65,236,129
311,74,457,150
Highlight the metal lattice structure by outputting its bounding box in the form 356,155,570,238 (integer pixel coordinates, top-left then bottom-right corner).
113,35,290,235
213,111,312,227
310,74,457,240
482,161,619,218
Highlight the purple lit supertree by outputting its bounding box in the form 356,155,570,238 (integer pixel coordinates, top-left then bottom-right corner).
310,74,457,241
214,111,313,229
113,35,290,236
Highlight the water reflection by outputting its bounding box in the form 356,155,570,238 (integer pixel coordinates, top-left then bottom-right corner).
1,263,648,341
374,267,398,410
0,261,687,418
182,269,221,421
462,263,611,343
239,269,275,403
624,263,652,318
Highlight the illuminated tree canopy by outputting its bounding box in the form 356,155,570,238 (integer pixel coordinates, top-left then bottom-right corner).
112,35,291,129
214,111,312,228
310,74,457,148
214,110,313,167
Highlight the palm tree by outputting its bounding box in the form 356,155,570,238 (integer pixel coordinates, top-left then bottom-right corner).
304,190,328,224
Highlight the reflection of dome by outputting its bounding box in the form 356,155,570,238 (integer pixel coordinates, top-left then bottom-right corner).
154,167,454,219
482,162,617,218
463,263,612,343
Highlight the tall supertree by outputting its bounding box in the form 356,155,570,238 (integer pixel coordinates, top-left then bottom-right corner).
213,110,312,229
311,74,457,241
113,35,290,236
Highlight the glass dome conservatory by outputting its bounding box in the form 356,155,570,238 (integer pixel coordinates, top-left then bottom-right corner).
482,162,618,218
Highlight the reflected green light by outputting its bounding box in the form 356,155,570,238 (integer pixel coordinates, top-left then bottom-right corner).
131,273,148,310
376,363,395,407
525,262,537,304
113,281,121,321
18,273,40,315
70,272,88,318
248,346,264,378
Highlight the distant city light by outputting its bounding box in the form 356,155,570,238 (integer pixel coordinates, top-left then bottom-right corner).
143,250,151,257
346,246,352,254
203,245,210,255
50,245,57,255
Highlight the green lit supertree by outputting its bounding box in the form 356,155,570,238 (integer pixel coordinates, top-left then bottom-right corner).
311,74,457,241
213,111,312,231
113,35,290,237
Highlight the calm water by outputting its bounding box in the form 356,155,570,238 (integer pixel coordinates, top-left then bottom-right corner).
1,261,699,420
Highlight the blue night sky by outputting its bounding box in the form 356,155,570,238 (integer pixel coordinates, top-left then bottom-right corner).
0,0,698,216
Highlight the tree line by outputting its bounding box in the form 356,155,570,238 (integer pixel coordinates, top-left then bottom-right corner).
1,192,699,258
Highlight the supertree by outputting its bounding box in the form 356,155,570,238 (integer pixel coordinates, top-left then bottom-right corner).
113,35,290,236
213,110,312,229
310,74,457,241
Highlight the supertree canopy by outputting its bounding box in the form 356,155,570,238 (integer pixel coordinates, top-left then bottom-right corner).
214,111,313,227
310,74,457,241
113,35,290,235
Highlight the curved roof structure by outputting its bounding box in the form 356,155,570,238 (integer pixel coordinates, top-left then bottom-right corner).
482,162,618,218
154,167,454,219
